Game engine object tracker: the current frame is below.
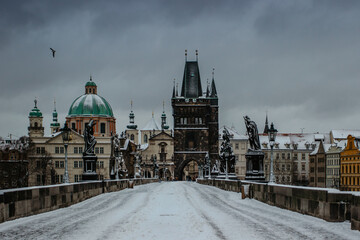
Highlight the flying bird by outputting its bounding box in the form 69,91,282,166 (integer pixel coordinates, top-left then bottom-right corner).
50,48,56,58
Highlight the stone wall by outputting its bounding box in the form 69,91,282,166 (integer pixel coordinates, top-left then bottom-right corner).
0,178,157,223
197,179,360,231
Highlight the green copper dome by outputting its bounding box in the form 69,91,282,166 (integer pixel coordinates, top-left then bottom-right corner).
85,81,97,87
29,107,42,117
68,94,114,117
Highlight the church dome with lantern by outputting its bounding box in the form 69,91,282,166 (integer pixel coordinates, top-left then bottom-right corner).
66,77,116,137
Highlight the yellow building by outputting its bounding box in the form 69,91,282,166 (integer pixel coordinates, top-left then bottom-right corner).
28,78,115,185
340,135,360,191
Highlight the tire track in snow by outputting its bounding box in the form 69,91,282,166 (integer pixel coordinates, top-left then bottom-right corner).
195,183,351,240
95,182,164,239
193,184,310,240
181,184,227,240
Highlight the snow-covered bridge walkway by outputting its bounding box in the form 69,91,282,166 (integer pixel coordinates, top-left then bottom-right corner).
0,182,359,240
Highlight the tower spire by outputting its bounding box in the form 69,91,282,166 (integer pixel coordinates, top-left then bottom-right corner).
196,49,198,61
210,68,217,98
172,79,176,98
263,112,269,134
206,79,210,97
185,49,187,62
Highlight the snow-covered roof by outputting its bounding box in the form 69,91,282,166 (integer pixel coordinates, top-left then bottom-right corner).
259,133,330,151
331,130,360,140
142,117,160,131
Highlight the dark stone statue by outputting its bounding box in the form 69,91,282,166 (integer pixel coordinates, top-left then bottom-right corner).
244,116,261,150
82,119,98,180
84,120,97,156
219,127,235,173
243,115,265,181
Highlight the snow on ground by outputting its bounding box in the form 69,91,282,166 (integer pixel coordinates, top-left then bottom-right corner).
0,182,360,240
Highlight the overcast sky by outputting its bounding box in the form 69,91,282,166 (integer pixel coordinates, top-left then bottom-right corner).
1,0,360,138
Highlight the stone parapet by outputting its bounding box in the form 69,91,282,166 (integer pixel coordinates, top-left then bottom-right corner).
197,179,360,231
0,178,158,223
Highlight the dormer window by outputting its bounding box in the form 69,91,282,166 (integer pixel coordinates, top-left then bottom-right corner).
275,143,279,149
262,142,268,148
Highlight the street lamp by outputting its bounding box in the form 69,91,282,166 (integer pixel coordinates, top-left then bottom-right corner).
61,123,71,183
268,122,278,183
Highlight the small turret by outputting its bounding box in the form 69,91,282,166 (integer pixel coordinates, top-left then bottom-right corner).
127,100,137,130
28,98,44,138
85,75,97,94
50,99,60,134
161,101,169,130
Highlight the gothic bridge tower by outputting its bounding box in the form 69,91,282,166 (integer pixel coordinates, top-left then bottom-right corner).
172,51,219,180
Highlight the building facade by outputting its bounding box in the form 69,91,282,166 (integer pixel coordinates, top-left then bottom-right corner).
172,57,219,180
28,78,115,185
340,135,360,191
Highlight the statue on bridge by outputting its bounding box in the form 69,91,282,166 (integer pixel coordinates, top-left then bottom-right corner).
219,127,236,179
82,119,98,180
244,116,261,151
243,115,265,181
84,120,97,155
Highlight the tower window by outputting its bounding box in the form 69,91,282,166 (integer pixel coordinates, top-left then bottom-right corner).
34,122,38,127
72,123,76,130
144,134,148,143
130,134,134,141
100,123,106,134
89,89,91,93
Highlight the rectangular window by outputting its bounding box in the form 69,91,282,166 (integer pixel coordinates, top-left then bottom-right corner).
72,122,76,130
74,161,78,168
60,175,63,183
79,147,83,154
74,175,79,182
95,147,99,154
41,147,45,154
55,161,60,168
287,153,291,159
74,147,78,154
235,143,239,150
79,160,83,168
60,147,64,154
100,123,106,134
100,161,104,168
282,153,285,159
60,161,64,168
36,147,41,154
36,161,41,169
241,143,245,150
55,175,59,183
302,163,305,171
37,175,41,185
55,147,59,154
100,147,104,154
302,153,306,160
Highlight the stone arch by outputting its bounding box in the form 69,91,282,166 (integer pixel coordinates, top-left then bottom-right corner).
175,158,202,181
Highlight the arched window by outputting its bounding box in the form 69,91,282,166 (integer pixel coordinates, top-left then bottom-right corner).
130,134,134,141
144,134,148,143
34,122,38,127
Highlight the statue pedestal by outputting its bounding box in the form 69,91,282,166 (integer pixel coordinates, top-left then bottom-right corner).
82,154,98,181
245,150,265,181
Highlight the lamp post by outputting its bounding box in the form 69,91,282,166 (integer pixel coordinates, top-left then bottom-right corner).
268,122,278,183
61,123,71,183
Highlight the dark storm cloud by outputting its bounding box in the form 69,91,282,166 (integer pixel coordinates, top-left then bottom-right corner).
1,0,360,137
